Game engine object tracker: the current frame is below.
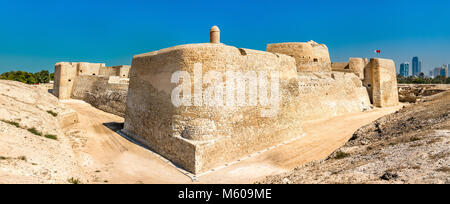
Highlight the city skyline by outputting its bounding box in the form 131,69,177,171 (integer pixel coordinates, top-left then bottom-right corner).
398,55,449,77
0,0,449,73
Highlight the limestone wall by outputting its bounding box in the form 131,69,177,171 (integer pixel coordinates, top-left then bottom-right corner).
298,72,371,121
266,41,332,72
117,65,131,78
349,58,369,80
123,43,303,173
332,58,369,79
71,76,128,117
77,62,105,76
331,62,350,72
123,43,374,174
99,65,131,78
366,58,399,107
53,62,78,99
53,62,130,101
52,36,398,175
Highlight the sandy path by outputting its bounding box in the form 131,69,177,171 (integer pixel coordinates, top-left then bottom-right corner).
63,100,402,184
63,100,190,184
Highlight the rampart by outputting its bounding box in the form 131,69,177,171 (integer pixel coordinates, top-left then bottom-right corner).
53,62,130,116
331,58,399,107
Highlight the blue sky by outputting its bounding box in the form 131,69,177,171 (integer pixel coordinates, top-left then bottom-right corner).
0,0,449,74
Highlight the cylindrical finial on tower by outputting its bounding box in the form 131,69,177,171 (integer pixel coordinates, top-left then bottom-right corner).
210,26,220,44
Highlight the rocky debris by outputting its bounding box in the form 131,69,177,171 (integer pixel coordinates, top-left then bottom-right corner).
398,84,449,103
0,80,84,184
380,171,398,181
260,90,450,184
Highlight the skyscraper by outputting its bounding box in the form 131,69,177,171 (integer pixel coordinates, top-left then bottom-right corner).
419,61,422,75
442,64,448,77
434,67,441,78
412,56,419,76
400,62,410,77
434,65,449,78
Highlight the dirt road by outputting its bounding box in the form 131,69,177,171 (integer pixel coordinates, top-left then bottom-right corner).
64,100,402,184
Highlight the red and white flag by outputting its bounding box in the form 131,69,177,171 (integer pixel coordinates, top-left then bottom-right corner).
374,50,381,54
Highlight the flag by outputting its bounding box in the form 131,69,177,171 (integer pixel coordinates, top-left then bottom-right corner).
374,50,381,54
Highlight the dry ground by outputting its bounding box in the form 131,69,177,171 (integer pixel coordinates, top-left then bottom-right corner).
260,90,450,184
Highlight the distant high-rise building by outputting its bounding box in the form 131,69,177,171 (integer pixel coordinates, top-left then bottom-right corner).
441,64,448,77
400,62,410,77
429,70,434,78
412,56,420,76
419,61,422,75
434,65,449,78
434,67,442,78
440,68,447,77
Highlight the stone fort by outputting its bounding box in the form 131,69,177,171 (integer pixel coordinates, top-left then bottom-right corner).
53,26,399,174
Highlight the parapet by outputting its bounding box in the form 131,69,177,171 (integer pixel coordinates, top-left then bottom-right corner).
53,62,131,100
77,62,105,76
349,58,369,80
100,65,131,78
267,41,332,72
332,58,369,80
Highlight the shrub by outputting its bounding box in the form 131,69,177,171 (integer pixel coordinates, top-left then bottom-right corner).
47,110,58,117
27,127,42,136
44,134,58,140
333,151,350,159
17,156,27,161
1,120,20,128
67,177,82,184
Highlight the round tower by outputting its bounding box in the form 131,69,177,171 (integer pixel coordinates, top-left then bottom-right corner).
210,26,220,44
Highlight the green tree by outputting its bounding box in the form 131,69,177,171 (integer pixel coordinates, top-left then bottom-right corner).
0,70,54,85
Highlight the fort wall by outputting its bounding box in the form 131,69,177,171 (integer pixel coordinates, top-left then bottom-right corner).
53,62,131,115
53,62,78,99
331,62,350,72
123,43,303,173
297,72,371,121
52,26,399,174
367,58,399,107
331,57,398,107
71,76,128,117
122,42,373,173
267,41,332,72
349,58,369,79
